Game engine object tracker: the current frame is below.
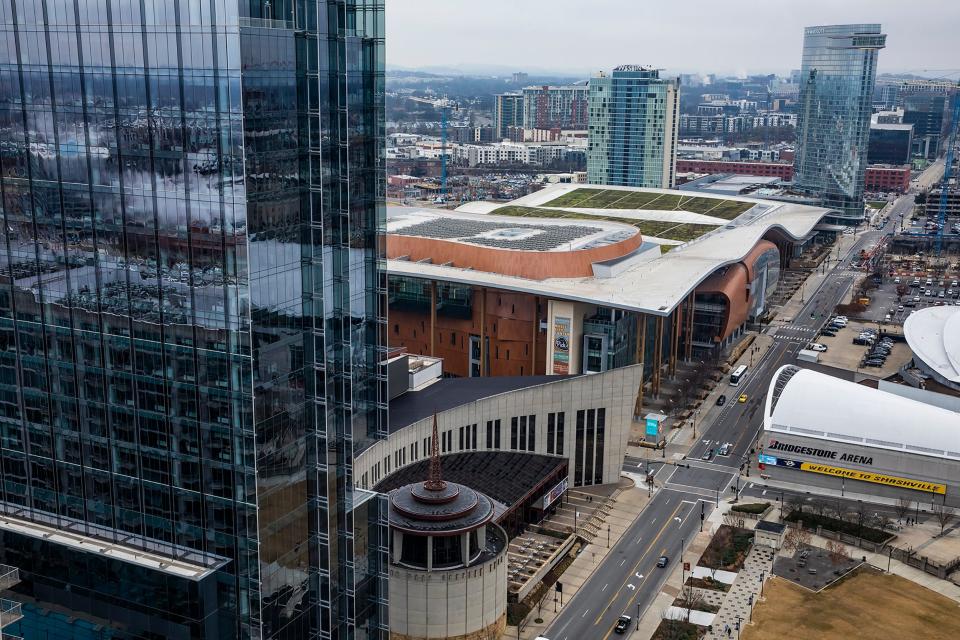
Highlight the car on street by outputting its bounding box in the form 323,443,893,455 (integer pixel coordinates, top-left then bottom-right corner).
808,343,828,352
716,394,726,406
614,615,631,634
701,448,714,461
738,393,748,403
657,556,669,568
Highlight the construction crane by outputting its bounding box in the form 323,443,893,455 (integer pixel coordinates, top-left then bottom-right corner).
935,83,960,255
407,96,459,202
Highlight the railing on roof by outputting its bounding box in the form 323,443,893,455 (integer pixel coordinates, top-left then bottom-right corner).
0,599,22,630
0,566,17,592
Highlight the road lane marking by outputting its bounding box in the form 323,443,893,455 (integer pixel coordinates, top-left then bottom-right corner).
601,583,608,592
592,502,684,626
619,559,626,566
581,609,590,618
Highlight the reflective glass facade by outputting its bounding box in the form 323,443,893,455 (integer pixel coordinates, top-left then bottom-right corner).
0,1,387,638
587,66,679,189
793,24,885,223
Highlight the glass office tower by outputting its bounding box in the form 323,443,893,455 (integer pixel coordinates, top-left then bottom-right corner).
587,66,679,189
793,24,886,223
0,1,388,639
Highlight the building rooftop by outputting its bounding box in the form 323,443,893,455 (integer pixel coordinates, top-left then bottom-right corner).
389,376,573,432
904,306,960,385
755,520,787,534
388,184,833,316
764,365,960,462
871,123,913,131
388,208,638,253
377,451,567,516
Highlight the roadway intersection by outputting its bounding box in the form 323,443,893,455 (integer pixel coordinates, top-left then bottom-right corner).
541,198,903,640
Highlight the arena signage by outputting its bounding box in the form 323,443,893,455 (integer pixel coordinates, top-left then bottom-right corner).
767,440,873,466
800,463,946,495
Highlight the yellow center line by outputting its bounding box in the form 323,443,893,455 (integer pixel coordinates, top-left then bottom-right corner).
596,503,695,640
592,502,683,626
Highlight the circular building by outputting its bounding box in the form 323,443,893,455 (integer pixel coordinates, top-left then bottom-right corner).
903,306,960,391
387,423,508,640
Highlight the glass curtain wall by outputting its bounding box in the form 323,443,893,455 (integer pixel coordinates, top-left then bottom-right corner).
0,1,387,638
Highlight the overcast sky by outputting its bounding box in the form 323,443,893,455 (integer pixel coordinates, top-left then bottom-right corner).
387,0,960,78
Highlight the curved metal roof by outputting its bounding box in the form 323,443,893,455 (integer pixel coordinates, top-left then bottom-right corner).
763,366,960,461
903,306,960,385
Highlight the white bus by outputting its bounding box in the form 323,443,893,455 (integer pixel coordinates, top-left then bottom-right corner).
730,365,748,386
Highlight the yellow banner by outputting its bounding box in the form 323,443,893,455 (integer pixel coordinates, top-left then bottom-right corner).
800,462,946,495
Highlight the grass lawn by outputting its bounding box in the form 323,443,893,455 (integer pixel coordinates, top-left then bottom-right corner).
744,569,960,640
541,188,754,219
867,200,888,209
495,205,717,242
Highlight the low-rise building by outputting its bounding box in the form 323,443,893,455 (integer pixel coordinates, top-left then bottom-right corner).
864,164,911,193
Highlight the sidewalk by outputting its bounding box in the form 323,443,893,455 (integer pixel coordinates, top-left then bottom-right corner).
514,484,653,639
704,545,774,639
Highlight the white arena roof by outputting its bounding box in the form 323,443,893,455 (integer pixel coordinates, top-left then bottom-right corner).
903,306,960,386
764,366,960,461
388,185,835,316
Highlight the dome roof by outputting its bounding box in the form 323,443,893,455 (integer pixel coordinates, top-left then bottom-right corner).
387,414,496,535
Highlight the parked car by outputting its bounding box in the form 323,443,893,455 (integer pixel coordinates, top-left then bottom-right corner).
863,360,884,368
716,395,727,406
820,329,837,337
808,343,828,352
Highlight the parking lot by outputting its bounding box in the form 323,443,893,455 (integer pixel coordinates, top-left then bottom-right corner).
811,320,912,377
857,277,960,324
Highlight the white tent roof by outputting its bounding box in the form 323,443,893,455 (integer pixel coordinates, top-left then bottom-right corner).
764,366,960,461
903,306,960,384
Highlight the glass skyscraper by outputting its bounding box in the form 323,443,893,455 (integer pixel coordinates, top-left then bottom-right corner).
0,1,388,639
587,66,679,189
793,24,886,223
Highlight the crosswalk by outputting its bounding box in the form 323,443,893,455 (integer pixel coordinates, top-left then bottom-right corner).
772,325,817,342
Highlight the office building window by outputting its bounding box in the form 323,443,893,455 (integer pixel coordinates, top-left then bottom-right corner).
584,409,595,485
557,412,565,455
511,417,518,450
547,414,555,454
495,419,502,449
594,408,605,485
519,416,527,451
575,410,585,486
528,415,536,451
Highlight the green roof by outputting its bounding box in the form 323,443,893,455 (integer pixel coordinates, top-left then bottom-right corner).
494,206,717,243
541,188,754,220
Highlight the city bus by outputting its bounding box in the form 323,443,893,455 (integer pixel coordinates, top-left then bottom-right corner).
730,365,748,386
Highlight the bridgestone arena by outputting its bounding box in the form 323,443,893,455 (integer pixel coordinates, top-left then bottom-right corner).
760,366,960,508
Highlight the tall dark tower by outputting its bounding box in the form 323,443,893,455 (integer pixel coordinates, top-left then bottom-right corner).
0,1,388,638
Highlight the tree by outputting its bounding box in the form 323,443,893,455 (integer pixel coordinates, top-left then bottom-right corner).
895,497,912,522
783,522,812,554
855,501,869,539
677,584,708,622
932,502,955,536
784,495,805,518
826,539,851,566
810,498,828,518
873,513,893,533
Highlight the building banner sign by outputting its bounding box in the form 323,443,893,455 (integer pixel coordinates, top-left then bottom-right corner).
799,462,946,495
541,478,569,510
553,317,571,374
645,417,659,436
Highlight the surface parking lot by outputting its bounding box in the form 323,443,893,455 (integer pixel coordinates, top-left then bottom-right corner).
812,320,911,377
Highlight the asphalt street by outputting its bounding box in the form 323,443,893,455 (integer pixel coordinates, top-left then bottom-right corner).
542,193,908,639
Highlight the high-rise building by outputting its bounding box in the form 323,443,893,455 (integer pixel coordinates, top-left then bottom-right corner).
494,93,524,140
0,2,388,639
903,93,949,159
522,84,589,130
793,24,886,223
868,123,914,165
587,66,680,189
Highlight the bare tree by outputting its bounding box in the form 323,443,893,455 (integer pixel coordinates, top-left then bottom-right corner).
810,498,828,518
659,608,685,640
825,540,851,566
854,501,870,539
784,495,805,518
873,513,893,533
783,522,812,554
895,497,912,522
677,584,708,622
932,502,955,536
